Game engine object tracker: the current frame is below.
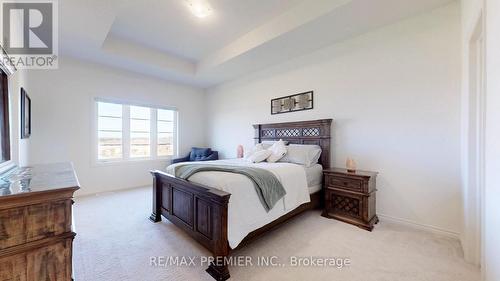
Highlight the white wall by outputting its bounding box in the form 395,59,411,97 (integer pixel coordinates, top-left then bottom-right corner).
484,0,500,279
25,57,206,196
206,3,462,234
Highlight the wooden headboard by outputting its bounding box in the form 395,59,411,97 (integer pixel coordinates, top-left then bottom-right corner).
253,119,333,168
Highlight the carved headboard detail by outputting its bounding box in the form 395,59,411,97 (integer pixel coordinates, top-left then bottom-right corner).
253,119,333,168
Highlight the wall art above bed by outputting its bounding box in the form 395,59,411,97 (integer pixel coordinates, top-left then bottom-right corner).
271,91,313,115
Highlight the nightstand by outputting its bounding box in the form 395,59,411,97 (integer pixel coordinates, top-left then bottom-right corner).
322,168,379,231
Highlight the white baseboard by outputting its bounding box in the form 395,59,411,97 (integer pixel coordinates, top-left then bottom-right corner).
378,213,460,240
74,185,150,198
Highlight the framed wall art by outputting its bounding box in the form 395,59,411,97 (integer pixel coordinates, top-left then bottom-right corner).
271,91,313,115
20,88,31,139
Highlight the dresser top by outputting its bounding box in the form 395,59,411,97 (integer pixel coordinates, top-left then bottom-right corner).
323,167,378,178
0,162,80,199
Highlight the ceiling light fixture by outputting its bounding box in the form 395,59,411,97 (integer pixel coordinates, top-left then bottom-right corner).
185,0,212,18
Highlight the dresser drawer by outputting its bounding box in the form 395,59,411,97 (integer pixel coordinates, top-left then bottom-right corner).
26,200,72,243
0,208,26,250
326,176,363,192
0,200,72,250
27,238,73,281
0,237,73,281
0,252,27,281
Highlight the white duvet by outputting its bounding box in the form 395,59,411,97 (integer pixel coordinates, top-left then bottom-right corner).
166,158,310,249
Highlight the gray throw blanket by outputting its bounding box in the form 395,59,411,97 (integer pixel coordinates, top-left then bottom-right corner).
174,164,286,212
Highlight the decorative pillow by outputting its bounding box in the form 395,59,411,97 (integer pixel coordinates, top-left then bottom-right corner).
189,147,212,161
261,140,289,149
244,143,264,159
279,144,322,167
246,149,272,163
266,140,287,163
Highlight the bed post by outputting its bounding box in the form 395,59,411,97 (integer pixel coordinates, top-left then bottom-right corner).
149,170,231,280
206,260,229,281
253,124,262,144
206,193,230,281
149,171,162,223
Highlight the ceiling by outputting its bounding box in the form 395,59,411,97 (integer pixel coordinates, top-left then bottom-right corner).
59,0,454,88
110,0,303,62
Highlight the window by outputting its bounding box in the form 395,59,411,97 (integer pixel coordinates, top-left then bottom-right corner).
97,102,123,160
157,109,174,156
95,99,177,162
130,106,151,158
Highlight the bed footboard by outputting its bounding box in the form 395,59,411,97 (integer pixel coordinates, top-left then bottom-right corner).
150,170,231,280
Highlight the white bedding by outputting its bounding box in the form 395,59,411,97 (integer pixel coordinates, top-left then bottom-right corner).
166,158,311,249
304,164,323,187
308,184,322,194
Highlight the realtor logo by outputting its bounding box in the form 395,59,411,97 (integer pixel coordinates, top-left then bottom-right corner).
1,0,58,69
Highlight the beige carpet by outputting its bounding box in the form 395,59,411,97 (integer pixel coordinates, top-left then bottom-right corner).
73,187,479,281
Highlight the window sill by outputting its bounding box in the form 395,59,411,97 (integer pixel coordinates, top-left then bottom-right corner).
92,157,174,167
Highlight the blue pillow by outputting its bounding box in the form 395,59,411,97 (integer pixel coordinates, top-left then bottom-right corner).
189,147,212,161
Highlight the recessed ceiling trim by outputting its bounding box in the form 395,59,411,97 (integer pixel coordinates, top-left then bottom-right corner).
197,0,352,73
102,35,196,75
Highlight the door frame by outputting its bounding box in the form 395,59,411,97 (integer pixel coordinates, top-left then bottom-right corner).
462,9,486,270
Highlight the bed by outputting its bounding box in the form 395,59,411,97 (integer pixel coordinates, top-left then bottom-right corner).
149,119,332,280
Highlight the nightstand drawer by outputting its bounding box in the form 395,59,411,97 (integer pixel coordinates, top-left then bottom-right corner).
327,176,363,192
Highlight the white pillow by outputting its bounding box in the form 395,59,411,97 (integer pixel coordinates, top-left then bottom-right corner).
244,143,264,159
261,140,289,149
279,144,322,167
266,140,287,163
246,149,272,163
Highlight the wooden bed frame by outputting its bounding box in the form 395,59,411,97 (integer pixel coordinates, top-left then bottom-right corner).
149,119,332,280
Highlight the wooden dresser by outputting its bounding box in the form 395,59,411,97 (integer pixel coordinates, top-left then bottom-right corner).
322,168,378,231
0,163,79,281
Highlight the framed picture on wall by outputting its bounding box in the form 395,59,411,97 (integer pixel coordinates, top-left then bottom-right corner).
20,88,31,139
271,91,313,115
